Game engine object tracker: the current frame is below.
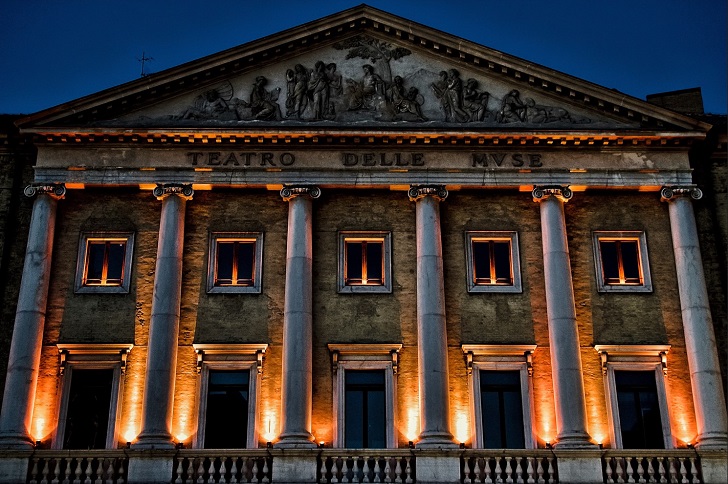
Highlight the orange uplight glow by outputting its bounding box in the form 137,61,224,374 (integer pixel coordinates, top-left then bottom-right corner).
261,413,278,443
454,412,470,444
33,418,47,442
124,429,138,444
404,406,419,442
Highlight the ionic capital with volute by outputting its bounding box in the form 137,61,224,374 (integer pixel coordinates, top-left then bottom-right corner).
660,185,703,202
408,184,448,202
153,183,194,201
532,185,573,203
23,183,66,200
279,185,321,202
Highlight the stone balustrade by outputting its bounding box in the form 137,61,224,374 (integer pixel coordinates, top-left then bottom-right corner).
318,449,415,483
27,450,128,484
602,450,702,484
461,449,558,483
172,450,272,483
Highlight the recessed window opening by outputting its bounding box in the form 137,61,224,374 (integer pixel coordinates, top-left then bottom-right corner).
203,370,250,449
83,239,127,286
345,370,386,449
472,239,513,285
63,369,114,450
615,371,664,449
599,239,642,285
338,232,392,293
480,370,525,449
215,239,256,287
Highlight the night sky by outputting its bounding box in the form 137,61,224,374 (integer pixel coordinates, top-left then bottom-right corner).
1,0,725,115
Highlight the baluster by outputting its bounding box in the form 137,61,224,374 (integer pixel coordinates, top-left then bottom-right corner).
463,456,472,484
318,455,327,484
514,456,524,484
605,457,614,483
657,457,667,484
404,456,413,484
39,458,51,484
29,457,40,484
262,456,270,484
646,457,656,484
116,458,126,484
668,457,679,484
484,457,494,484
383,457,392,483
536,456,545,484
83,458,92,484
526,456,535,484
505,456,514,483
373,456,383,483
174,456,184,484
679,458,688,484
50,458,61,484
73,457,82,484
62,457,73,484
196,457,206,484
626,457,636,483
689,456,699,484
637,457,646,483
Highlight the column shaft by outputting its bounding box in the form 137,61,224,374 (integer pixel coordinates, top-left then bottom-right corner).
0,192,60,448
135,192,188,449
538,193,594,448
667,195,728,449
413,190,455,448
277,193,315,447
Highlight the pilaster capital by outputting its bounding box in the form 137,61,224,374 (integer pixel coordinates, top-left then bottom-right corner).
660,186,703,202
23,183,66,200
408,184,448,202
532,185,573,203
279,185,321,202
152,183,194,201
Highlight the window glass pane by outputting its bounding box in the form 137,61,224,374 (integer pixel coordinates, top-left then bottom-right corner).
620,241,641,282
600,241,620,282
346,242,363,282
481,370,524,448
493,241,512,284
86,243,106,282
366,242,383,283
204,370,249,449
615,371,664,449
105,242,126,283
345,370,386,448
216,242,234,284
235,242,255,284
472,241,491,283
63,369,113,449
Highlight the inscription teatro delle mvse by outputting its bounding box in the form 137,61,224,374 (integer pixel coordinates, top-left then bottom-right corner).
186,152,545,168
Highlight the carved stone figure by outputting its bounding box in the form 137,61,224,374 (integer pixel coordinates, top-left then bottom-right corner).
497,89,527,123
386,76,426,121
334,35,412,84
285,64,310,119
235,76,281,120
463,78,490,122
179,82,237,120
347,64,386,112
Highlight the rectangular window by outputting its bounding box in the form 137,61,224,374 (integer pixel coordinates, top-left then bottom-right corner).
615,371,665,449
595,345,673,449
52,344,131,450
207,233,263,293
345,370,386,448
593,231,652,292
463,345,536,449
480,370,525,449
328,344,400,448
465,232,522,293
63,369,114,450
203,370,250,449
338,232,392,293
193,344,267,449
75,233,134,293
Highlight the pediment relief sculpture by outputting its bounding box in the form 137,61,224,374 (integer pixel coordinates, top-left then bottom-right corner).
119,35,614,128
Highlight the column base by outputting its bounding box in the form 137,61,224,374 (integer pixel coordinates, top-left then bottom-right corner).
0,433,34,450
415,431,458,449
554,431,598,449
274,432,316,449
696,431,728,450
131,431,175,450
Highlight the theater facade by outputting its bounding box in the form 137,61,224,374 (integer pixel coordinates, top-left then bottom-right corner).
0,5,725,484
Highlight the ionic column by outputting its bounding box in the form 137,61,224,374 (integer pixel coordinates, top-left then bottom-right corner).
134,184,193,449
409,185,456,448
276,186,320,448
0,184,65,449
661,186,728,449
532,186,594,448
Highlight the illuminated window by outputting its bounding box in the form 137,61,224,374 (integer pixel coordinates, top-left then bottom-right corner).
593,231,652,292
193,344,267,449
75,233,134,293
207,233,263,293
465,232,522,293
462,345,536,449
328,344,401,448
338,232,392,293
53,344,132,450
595,345,673,449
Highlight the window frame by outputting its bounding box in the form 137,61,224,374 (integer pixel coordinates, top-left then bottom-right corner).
74,232,135,294
207,232,264,294
595,345,673,449
465,231,522,293
192,344,267,449
328,344,401,448
462,345,537,449
52,344,132,450
338,231,392,294
592,231,652,293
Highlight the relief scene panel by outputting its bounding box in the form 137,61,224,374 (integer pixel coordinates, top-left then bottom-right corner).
114,35,632,128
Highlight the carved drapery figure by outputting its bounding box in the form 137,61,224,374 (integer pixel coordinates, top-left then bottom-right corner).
285,64,310,119
235,76,282,121
386,75,426,121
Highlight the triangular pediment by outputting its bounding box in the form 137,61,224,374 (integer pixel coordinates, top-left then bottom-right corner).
17,5,708,134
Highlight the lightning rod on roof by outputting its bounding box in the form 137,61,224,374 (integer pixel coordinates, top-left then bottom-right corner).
137,51,154,77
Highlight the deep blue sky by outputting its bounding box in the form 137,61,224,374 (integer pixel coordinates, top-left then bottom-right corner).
2,0,726,115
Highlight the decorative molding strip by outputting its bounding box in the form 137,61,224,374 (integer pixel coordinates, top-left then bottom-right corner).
532,185,573,202
192,343,268,374
23,183,66,200
56,343,134,375
660,186,703,202
152,183,194,200
461,344,537,376
279,185,321,201
408,184,448,202
594,344,670,376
